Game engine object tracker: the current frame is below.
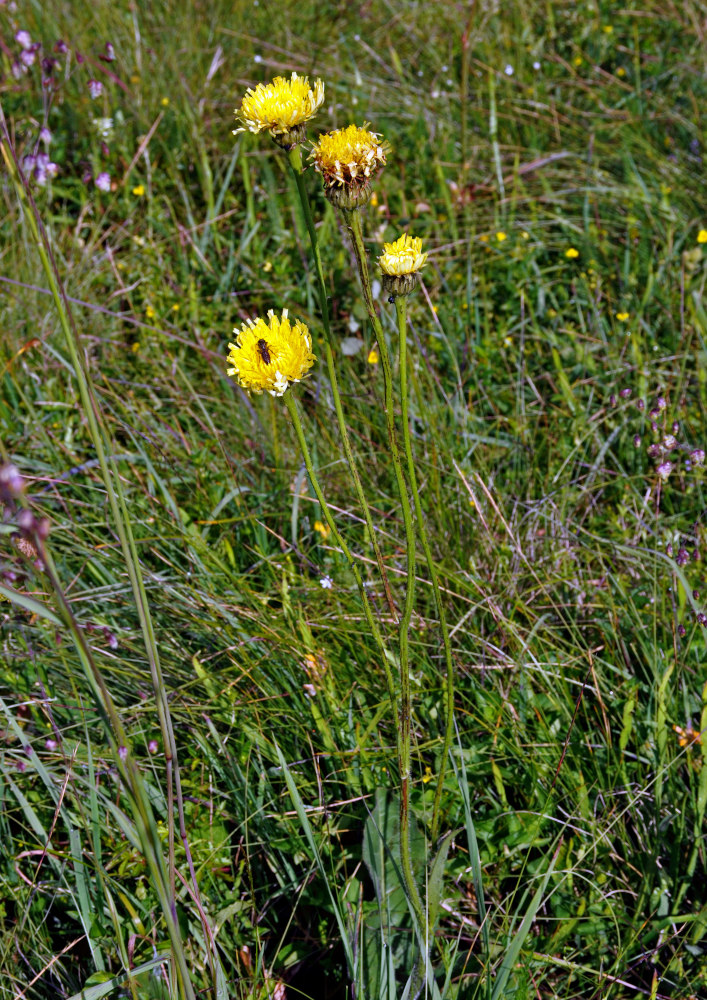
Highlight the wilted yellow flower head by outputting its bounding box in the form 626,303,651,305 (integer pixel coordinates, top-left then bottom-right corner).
227,309,315,396
379,234,427,297
310,124,388,208
234,72,324,147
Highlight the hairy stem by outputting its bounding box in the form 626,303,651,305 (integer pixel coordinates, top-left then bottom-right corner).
283,391,399,737
288,146,397,621
339,206,426,937
396,296,455,842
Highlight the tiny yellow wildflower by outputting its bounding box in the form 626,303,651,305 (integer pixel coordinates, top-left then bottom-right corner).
603,25,614,34
479,233,489,243
370,191,379,207
310,124,388,208
616,67,626,77
262,260,273,272
673,723,701,748
565,247,579,259
698,230,707,244
367,347,379,364
313,520,331,539
573,56,583,67
496,231,507,242
521,230,530,240
226,309,315,397
235,72,324,147
422,766,433,784
161,97,169,106
145,305,155,319
131,342,140,353
132,184,145,196
172,304,180,312
616,312,629,321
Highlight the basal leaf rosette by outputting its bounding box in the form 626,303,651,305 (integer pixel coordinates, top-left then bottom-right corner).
310,124,388,209
234,72,325,148
227,310,315,396
378,234,427,297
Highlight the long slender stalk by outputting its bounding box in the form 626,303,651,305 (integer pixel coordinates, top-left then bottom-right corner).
282,392,400,738
34,540,189,984
396,297,455,842
287,146,397,621
1,117,203,1000
338,206,426,937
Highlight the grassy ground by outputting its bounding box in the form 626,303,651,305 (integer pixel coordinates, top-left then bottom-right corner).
1,1,707,998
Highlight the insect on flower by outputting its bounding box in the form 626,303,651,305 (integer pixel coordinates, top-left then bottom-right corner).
256,339,272,365
226,309,315,396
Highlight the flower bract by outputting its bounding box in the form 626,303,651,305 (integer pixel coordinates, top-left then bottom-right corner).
310,124,388,206
227,309,315,396
378,234,428,277
235,72,324,145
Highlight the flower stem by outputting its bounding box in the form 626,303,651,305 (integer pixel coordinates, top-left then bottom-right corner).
340,206,426,936
0,124,198,1000
396,296,455,843
287,146,397,621
282,391,399,737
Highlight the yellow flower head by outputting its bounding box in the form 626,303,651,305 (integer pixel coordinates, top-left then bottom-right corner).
698,229,707,244
565,247,579,259
379,234,427,297
310,124,388,208
226,309,315,396
378,234,427,276
235,72,324,146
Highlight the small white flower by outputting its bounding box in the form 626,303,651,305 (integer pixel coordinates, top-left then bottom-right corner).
15,29,32,50
95,172,111,192
92,116,114,139
88,79,104,99
253,53,262,63
504,64,514,76
533,61,541,70
320,575,333,589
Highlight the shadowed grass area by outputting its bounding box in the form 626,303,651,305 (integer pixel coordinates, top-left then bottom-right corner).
1,1,707,998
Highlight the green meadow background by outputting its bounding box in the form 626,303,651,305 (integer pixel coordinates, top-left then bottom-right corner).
1,1,707,998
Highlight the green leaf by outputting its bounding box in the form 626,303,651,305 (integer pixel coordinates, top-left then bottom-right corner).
68,955,170,1000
